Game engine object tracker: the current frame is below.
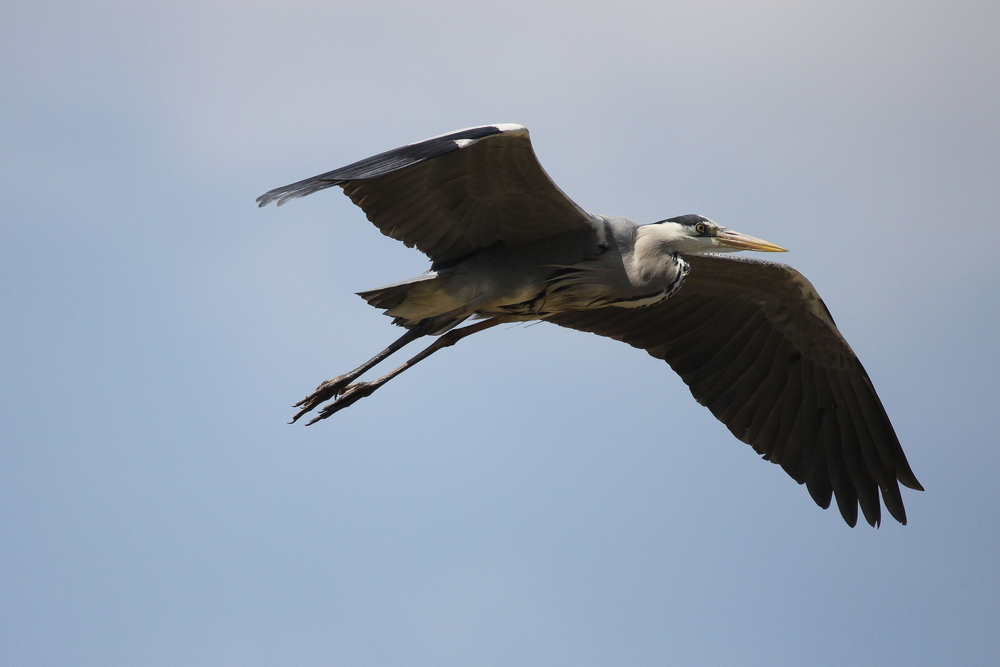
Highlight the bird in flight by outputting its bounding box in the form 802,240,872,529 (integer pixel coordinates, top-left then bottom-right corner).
257,123,922,527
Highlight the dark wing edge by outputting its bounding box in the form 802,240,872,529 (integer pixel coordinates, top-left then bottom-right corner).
545,254,923,527
256,124,601,264
256,124,516,207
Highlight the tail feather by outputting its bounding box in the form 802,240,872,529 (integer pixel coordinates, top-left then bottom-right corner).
356,273,440,310
357,271,469,332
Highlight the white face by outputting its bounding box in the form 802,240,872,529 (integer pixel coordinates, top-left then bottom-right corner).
638,218,787,254
639,220,733,254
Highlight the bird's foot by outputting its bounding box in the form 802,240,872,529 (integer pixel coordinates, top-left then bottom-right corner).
304,381,379,425
289,374,356,423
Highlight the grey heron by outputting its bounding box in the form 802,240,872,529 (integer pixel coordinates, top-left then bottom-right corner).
257,123,922,527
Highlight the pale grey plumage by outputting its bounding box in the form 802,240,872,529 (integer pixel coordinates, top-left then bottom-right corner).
257,123,922,528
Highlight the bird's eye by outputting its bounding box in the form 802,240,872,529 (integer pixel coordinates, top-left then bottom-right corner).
695,223,707,234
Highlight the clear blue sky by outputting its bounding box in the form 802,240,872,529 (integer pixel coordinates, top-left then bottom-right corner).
2,1,998,665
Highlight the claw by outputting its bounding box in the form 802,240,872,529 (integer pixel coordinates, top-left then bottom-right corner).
305,382,378,425
289,374,355,423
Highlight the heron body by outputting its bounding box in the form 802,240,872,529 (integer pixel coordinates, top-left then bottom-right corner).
258,123,922,527
358,214,694,327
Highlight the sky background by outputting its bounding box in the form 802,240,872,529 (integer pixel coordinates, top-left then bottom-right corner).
2,1,999,665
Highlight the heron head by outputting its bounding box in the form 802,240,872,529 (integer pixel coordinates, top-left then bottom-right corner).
652,214,788,254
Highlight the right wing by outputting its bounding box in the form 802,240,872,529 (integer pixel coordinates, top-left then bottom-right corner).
546,254,922,528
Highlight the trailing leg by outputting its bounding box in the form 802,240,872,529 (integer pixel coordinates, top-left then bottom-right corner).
305,318,504,424
290,309,472,423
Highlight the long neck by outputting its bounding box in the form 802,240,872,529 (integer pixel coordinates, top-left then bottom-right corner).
627,224,689,288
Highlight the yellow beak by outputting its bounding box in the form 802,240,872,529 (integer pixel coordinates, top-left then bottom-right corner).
715,229,788,252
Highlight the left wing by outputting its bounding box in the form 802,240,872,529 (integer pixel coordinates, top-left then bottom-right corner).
257,124,600,265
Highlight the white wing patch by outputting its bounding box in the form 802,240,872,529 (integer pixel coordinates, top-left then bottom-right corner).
442,124,529,151
490,123,529,135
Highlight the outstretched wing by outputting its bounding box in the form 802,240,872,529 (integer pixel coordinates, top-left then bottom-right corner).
257,124,601,265
545,254,922,527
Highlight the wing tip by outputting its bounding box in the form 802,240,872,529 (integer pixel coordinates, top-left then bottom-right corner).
256,177,344,208
255,189,297,208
